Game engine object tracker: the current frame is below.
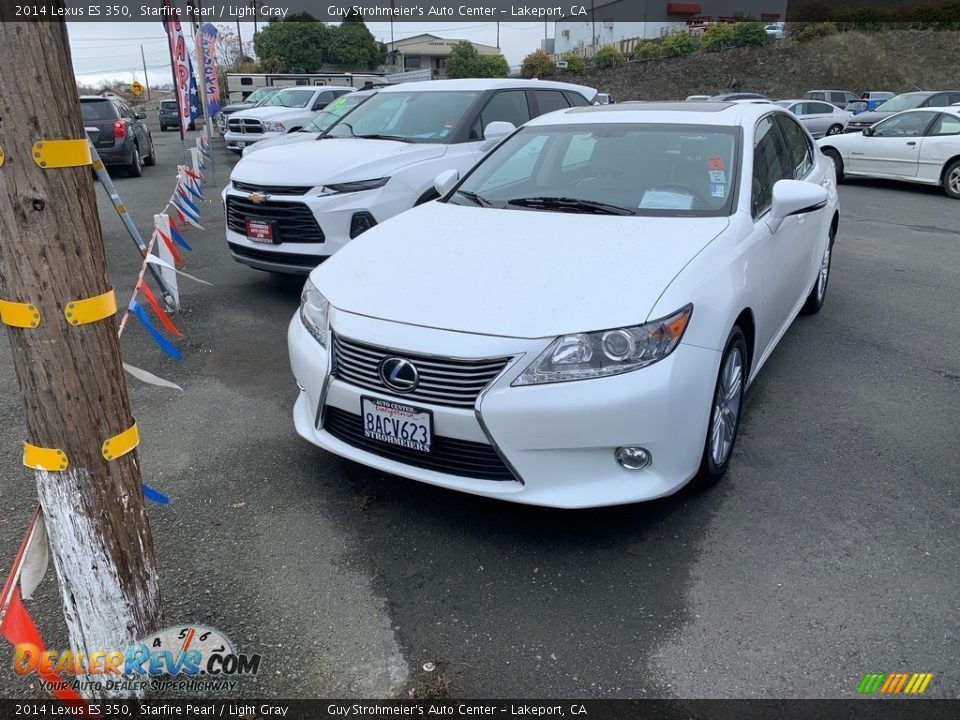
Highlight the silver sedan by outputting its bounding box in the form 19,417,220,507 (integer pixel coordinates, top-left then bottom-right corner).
776,100,850,138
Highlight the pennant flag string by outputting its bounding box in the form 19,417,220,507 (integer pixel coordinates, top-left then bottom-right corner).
169,224,193,252
129,300,183,361
137,279,183,338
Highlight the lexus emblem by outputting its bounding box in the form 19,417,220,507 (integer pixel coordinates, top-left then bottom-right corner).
379,357,419,393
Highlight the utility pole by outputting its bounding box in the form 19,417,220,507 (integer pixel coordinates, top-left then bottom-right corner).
140,44,151,101
236,19,243,66
591,0,596,56
0,17,162,700
496,22,500,49
251,0,259,35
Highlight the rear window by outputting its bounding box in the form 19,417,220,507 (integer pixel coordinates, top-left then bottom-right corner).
160,100,178,110
80,100,118,122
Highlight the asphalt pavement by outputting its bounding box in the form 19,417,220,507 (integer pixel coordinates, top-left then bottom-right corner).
0,127,957,700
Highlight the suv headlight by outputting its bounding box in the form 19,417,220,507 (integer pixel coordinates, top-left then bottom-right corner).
513,305,693,386
263,120,286,132
319,178,390,195
300,280,330,347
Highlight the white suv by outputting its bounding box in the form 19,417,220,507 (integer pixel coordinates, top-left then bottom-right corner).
224,86,354,153
222,78,597,274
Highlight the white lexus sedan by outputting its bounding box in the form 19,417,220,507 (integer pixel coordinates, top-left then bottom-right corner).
818,106,960,198
288,102,840,508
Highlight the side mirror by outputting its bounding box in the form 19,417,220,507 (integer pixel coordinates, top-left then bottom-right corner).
136,112,147,119
480,121,515,150
432,169,459,198
862,126,873,136
768,180,829,233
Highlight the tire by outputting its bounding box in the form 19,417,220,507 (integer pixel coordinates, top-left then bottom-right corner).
826,124,843,136
693,326,748,488
822,148,844,183
127,143,143,177
159,125,166,132
143,135,156,166
801,221,836,315
188,122,196,131
943,159,960,199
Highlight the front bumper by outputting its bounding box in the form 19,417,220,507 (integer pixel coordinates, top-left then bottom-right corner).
224,130,282,151
288,309,721,508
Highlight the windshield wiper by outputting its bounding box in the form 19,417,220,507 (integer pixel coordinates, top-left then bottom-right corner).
355,133,414,143
453,190,494,207
506,196,635,216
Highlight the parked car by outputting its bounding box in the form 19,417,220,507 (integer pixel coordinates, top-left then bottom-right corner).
708,92,768,101
287,101,839,507
241,90,377,157
594,93,613,105
844,91,960,133
158,97,201,132
224,87,355,153
216,86,280,133
79,96,155,177
223,78,598,274
685,95,712,102
819,106,960,198
765,24,785,39
776,99,849,137
804,90,859,108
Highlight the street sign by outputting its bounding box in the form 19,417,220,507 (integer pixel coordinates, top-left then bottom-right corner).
131,81,144,96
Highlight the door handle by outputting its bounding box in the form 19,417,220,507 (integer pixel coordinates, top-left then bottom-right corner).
907,141,917,146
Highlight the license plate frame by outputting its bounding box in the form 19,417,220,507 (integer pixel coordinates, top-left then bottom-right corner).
360,396,433,454
245,218,274,244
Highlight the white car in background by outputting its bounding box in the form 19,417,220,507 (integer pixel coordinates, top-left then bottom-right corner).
223,78,597,274
241,90,377,157
288,101,839,508
224,86,355,153
776,99,850,138
818,106,960,198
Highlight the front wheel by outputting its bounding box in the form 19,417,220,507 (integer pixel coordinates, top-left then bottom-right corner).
826,123,843,136
943,159,960,199
822,148,844,183
693,326,747,488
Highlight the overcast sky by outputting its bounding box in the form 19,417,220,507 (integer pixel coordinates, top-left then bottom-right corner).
67,21,549,86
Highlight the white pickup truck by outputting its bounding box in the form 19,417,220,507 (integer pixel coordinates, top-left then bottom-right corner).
224,87,354,153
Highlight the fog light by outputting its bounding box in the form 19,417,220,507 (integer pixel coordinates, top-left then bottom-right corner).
350,212,376,239
615,446,651,470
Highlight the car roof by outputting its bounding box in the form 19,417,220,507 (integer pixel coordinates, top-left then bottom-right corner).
378,78,596,96
528,101,786,127
79,95,113,101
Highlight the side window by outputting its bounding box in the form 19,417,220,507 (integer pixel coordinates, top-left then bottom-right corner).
872,112,934,137
471,90,531,139
312,92,332,110
929,113,960,136
812,102,833,115
949,93,960,105
926,94,950,107
808,92,825,101
752,116,791,217
532,90,570,117
561,132,597,169
775,115,814,178
240,77,253,86
564,91,590,107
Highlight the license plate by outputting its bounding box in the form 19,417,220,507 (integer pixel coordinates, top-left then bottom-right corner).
361,397,432,453
245,218,274,243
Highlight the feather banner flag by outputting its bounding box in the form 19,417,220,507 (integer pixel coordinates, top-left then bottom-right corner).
199,23,222,118
161,0,191,139
129,300,183,360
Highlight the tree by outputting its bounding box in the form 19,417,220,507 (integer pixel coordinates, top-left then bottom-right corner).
520,48,555,78
214,24,256,71
0,18,162,699
733,21,769,46
594,45,625,69
326,10,386,70
447,41,508,79
661,31,697,57
254,18,328,72
701,23,736,52
794,22,839,43
562,52,586,74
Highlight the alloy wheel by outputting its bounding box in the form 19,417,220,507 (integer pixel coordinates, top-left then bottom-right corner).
816,242,831,302
950,167,960,196
710,347,743,467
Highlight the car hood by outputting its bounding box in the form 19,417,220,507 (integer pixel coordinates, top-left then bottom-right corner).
231,139,446,186
244,132,320,155
232,106,308,121
847,110,893,124
311,202,730,338
220,102,254,115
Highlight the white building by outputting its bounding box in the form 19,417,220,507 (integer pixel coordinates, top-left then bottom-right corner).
384,34,502,79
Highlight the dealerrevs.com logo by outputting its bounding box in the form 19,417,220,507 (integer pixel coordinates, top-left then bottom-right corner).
857,672,934,695
13,624,261,695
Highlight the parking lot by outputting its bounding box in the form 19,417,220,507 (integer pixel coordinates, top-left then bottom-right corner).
1,125,958,699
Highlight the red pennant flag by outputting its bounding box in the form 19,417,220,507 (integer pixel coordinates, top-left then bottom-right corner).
157,230,184,268
171,204,187,225
1,589,84,704
137,279,182,338
168,214,181,235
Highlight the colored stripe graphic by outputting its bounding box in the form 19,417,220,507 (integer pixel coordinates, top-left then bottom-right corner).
857,673,885,694
860,672,933,695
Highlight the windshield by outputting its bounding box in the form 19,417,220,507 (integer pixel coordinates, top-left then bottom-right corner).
876,94,926,112
303,93,369,133
261,88,316,109
326,90,482,143
450,123,740,217
248,88,279,106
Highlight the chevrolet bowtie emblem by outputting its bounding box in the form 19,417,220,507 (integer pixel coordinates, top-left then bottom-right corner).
248,192,267,204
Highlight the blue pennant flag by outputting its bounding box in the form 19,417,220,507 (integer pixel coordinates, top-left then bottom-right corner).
144,484,170,504
170,224,193,252
177,187,201,216
173,193,201,223
183,178,203,201
129,300,183,360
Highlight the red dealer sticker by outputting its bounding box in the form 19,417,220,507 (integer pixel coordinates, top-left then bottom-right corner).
708,157,725,170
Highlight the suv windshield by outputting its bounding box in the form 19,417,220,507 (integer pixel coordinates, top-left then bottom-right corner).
261,88,316,109
160,100,178,110
245,87,275,105
303,93,370,133
876,94,927,112
326,90,482,143
80,100,117,122
450,123,739,217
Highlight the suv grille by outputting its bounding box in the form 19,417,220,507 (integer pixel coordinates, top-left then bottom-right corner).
233,180,314,196
227,118,264,135
332,335,511,409
226,196,324,244
324,406,516,482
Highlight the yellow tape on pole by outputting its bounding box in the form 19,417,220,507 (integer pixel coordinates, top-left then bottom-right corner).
64,289,116,326
101,421,139,461
0,299,41,329
32,139,92,168
23,443,68,472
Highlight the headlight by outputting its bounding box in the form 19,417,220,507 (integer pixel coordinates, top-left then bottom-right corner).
513,305,693,386
319,178,390,195
300,280,330,347
263,121,286,132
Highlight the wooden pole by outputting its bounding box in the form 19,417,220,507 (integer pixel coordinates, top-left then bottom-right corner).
0,17,162,699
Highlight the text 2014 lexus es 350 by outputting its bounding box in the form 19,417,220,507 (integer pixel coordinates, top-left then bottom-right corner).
288,102,840,508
